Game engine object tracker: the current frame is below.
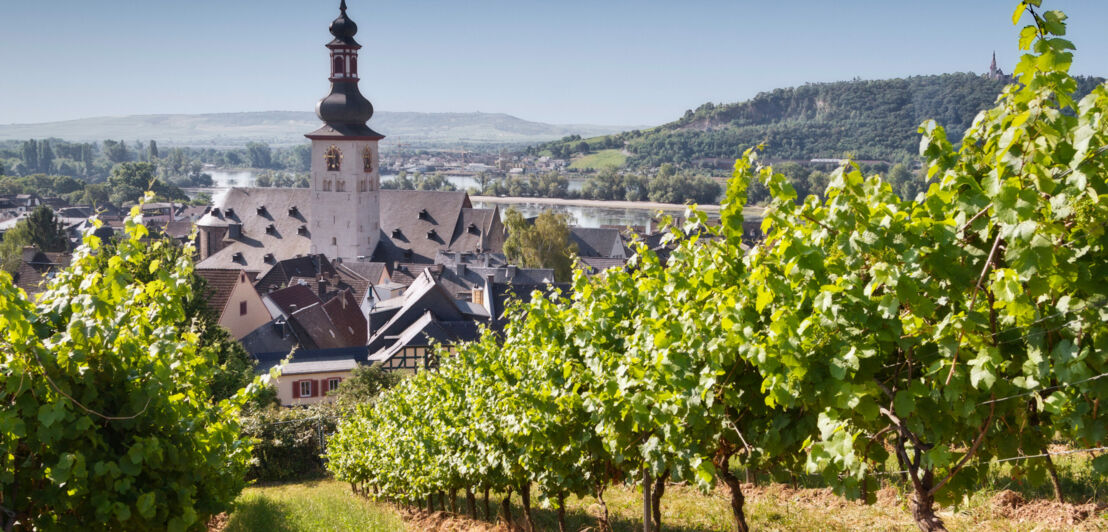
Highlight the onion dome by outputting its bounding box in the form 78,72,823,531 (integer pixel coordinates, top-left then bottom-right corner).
307,1,384,140
328,0,360,47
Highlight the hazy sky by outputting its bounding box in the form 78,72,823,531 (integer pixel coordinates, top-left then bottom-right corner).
1,1,1106,126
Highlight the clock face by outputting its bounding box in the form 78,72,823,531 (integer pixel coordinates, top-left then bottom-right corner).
325,145,342,171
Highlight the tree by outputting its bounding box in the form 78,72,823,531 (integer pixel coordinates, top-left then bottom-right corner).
23,206,69,253
148,140,159,160
108,162,186,205
0,204,264,529
103,139,129,164
245,142,273,169
21,140,38,174
38,141,54,174
502,207,576,282
0,224,29,274
329,363,401,407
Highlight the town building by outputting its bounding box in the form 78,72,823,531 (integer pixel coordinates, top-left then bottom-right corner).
195,1,504,276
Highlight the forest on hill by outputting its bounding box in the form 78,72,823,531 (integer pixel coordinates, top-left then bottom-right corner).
532,73,1106,168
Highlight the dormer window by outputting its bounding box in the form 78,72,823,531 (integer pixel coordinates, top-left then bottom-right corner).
426,229,438,240
363,146,373,172
468,223,480,235
212,207,222,218
418,208,430,221
288,206,300,217
264,253,276,263
265,224,277,235
256,205,268,216
392,228,402,238
232,251,244,263
297,225,308,236
325,145,342,172
225,208,236,218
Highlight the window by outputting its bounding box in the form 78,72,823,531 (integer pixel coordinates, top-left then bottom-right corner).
362,146,373,172
336,180,345,192
298,380,311,398
322,179,332,192
325,145,341,171
239,301,247,315
328,378,341,392
357,180,366,193
333,56,345,75
331,237,337,246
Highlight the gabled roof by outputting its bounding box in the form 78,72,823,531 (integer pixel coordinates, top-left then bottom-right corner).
373,190,470,264
367,270,487,351
368,310,482,362
289,302,345,350
322,289,367,345
196,188,312,273
196,268,245,316
264,284,322,318
570,227,626,258
339,261,390,286
253,253,370,303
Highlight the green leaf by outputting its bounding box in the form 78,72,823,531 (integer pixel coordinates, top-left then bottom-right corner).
893,390,915,418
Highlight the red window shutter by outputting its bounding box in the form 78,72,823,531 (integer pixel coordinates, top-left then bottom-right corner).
311,379,319,397
292,380,301,398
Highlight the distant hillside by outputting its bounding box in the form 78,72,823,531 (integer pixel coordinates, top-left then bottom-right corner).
534,73,1106,168
0,111,632,149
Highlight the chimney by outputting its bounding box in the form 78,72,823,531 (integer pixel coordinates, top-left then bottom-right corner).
318,277,329,298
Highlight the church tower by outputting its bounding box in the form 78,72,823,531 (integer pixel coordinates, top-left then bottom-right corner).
307,0,384,260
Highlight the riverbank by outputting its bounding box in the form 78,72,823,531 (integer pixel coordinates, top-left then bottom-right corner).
471,195,764,219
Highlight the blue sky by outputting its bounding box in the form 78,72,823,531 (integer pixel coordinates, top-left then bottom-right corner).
1,1,1105,126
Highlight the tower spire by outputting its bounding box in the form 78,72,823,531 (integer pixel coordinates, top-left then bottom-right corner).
306,0,383,140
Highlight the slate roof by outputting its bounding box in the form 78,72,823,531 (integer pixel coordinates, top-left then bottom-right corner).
241,319,298,356
322,289,367,345
368,311,482,362
489,281,571,330
196,188,313,273
197,188,502,273
570,227,627,258
367,270,488,351
577,257,630,275
264,284,323,318
195,268,244,316
340,261,390,285
253,254,371,303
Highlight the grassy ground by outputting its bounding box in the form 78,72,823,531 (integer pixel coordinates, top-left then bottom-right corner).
219,454,1107,531
221,480,404,532
570,149,627,170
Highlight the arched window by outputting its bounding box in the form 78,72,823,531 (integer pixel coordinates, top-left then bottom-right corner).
350,56,358,76
325,145,341,171
333,56,345,76
362,146,373,173
336,180,345,192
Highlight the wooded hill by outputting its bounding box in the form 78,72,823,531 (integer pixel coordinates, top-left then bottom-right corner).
533,73,1105,168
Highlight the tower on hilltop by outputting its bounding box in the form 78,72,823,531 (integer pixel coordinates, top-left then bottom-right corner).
988,51,1006,80
307,0,384,260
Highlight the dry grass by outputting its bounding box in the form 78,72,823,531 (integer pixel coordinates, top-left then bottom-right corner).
383,481,1107,532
